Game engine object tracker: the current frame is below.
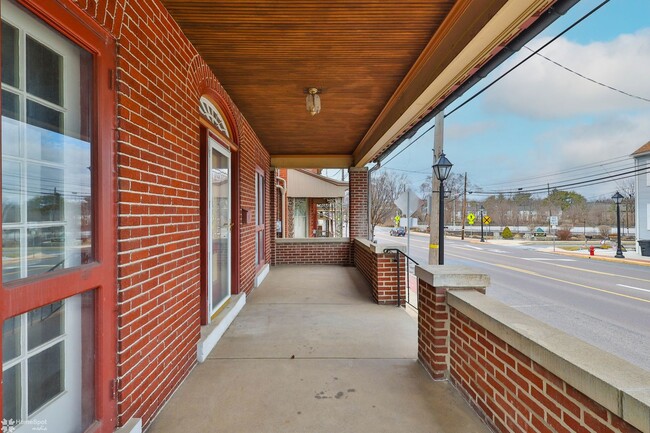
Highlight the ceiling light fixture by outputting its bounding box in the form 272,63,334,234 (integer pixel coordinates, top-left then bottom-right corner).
306,87,321,116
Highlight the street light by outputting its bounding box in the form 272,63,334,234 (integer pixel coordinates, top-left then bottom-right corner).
612,191,625,259
479,205,485,242
433,153,453,265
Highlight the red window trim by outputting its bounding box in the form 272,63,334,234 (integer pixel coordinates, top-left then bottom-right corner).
0,1,117,431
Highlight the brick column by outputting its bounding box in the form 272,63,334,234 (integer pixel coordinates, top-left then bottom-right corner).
349,167,369,265
348,167,369,239
416,265,489,380
269,167,277,265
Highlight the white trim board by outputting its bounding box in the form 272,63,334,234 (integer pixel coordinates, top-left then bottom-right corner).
197,293,246,362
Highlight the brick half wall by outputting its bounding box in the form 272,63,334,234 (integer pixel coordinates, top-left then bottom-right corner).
353,238,406,305
415,264,650,433
274,238,351,265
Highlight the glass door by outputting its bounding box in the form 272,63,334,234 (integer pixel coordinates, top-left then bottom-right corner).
208,136,231,319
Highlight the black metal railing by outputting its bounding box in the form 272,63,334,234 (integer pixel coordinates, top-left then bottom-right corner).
383,248,419,309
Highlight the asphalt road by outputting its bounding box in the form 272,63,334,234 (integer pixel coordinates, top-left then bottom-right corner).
374,227,650,372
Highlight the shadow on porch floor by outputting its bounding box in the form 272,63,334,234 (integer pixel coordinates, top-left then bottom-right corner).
147,265,490,433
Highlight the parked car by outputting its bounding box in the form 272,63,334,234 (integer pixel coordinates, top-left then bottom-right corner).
390,227,406,237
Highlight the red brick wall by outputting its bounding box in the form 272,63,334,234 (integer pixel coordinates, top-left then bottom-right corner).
449,308,643,433
71,0,270,427
353,240,405,305
417,277,643,433
275,241,351,265
417,280,451,379
240,122,271,292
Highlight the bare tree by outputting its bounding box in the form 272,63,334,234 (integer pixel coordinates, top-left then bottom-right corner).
369,170,408,237
619,178,635,232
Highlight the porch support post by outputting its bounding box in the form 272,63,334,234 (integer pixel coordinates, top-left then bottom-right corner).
415,265,489,380
349,167,369,264
269,167,277,265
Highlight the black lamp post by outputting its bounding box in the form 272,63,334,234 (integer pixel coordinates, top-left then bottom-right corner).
433,153,453,265
479,205,485,242
612,191,624,259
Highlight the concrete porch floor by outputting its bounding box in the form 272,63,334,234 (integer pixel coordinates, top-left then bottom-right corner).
147,265,490,433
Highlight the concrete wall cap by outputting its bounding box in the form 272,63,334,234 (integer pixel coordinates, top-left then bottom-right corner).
348,167,369,173
354,238,405,255
448,290,650,433
276,237,350,244
415,265,490,288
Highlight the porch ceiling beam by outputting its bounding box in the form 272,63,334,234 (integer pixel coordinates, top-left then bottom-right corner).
353,0,555,167
271,154,354,169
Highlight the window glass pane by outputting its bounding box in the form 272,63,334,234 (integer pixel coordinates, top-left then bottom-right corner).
26,99,64,139
28,300,64,350
26,226,65,277
2,89,19,119
2,364,21,421
2,159,21,223
26,36,62,105
1,20,19,87
2,229,20,283
2,316,21,362
2,3,94,282
28,342,64,415
26,164,64,222
2,91,21,157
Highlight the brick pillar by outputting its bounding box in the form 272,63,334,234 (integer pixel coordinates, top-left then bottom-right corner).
416,265,489,380
348,167,369,239
269,168,277,265
349,167,369,265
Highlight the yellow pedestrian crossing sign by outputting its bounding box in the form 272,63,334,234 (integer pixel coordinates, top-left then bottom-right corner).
467,213,475,225
483,215,492,225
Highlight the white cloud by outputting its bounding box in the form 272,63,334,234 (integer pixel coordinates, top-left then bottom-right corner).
483,29,650,119
446,121,497,140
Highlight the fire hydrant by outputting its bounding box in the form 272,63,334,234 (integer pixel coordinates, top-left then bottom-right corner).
589,246,595,256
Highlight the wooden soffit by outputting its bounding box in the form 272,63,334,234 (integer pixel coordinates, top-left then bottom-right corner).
161,0,558,168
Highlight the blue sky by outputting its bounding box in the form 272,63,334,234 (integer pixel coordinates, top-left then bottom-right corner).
374,0,650,201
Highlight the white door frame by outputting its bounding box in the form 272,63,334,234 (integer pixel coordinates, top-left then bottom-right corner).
207,135,232,320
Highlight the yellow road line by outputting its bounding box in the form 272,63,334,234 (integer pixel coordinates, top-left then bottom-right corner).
447,252,650,304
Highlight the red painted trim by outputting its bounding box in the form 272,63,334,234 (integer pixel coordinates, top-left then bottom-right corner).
199,128,209,325
255,167,266,270
1,1,117,431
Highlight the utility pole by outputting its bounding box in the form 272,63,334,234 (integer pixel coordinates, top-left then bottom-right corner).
461,172,467,240
547,183,551,235
429,112,444,265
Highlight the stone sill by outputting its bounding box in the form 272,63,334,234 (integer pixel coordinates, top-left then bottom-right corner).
276,237,350,244
415,265,490,288
448,290,650,433
354,237,405,255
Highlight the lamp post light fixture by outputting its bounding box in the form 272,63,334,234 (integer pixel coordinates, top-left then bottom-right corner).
479,205,485,242
612,191,625,259
432,153,453,265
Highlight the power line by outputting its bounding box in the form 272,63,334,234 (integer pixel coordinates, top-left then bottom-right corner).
445,0,611,118
381,0,612,170
473,163,648,196
481,154,632,188
524,46,650,103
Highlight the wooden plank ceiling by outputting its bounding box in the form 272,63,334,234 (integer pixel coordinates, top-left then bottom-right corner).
160,0,555,167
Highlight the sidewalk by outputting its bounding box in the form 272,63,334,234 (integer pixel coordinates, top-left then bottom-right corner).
147,265,490,433
537,244,650,266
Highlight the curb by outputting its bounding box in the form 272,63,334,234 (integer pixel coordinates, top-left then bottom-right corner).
549,250,650,267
